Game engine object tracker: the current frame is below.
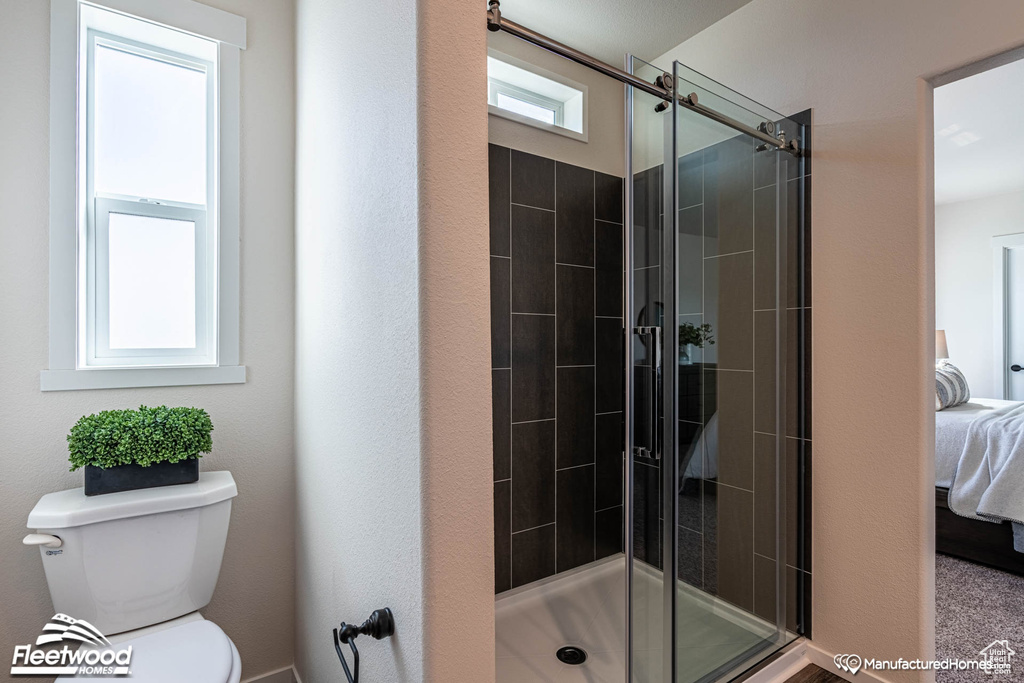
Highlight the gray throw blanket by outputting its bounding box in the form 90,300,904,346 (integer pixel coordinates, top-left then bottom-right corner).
949,402,1024,551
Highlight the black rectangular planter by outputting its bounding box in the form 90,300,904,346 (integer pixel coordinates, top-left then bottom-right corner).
84,459,200,496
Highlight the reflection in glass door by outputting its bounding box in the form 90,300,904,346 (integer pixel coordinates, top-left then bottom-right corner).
626,57,800,682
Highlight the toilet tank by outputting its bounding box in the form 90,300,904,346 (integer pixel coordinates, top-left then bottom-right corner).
27,471,237,636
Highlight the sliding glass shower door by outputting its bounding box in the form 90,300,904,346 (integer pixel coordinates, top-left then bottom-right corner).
626,57,799,683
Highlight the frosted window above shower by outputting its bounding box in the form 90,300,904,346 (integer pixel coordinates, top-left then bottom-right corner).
487,53,587,141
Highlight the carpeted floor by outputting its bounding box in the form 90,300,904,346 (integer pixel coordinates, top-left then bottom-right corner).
935,553,1024,681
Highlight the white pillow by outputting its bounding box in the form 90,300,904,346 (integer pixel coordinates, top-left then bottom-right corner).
936,361,970,411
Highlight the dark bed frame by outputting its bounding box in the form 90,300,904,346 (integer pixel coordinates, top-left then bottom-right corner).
936,486,1024,575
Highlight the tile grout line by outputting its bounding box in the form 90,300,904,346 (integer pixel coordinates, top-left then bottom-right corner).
508,148,514,588
512,521,556,536
511,200,554,213
512,417,555,425
700,147,706,591
750,138,757,613
557,462,595,472
593,170,598,565
715,479,755,495
554,160,558,577
704,248,754,260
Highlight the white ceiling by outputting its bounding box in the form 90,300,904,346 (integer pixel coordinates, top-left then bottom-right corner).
935,58,1024,205
493,0,756,67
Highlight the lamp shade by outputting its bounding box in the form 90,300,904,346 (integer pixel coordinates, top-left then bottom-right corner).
936,330,949,360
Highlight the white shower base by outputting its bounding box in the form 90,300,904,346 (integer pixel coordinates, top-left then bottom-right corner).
496,555,782,683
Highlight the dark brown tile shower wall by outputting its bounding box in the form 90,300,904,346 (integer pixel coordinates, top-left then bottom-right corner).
490,144,624,593
487,109,811,632
786,110,812,636
669,111,812,636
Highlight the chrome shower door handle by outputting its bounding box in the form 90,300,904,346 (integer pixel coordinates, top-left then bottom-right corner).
633,326,662,460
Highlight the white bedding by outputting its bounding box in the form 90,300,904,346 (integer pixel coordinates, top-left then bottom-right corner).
948,400,1024,551
935,397,1021,488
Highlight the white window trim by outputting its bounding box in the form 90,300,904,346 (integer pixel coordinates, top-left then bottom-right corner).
489,79,564,127
43,0,245,392
487,49,589,143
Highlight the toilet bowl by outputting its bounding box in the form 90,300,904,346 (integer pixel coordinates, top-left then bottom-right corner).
60,615,241,682
26,472,241,682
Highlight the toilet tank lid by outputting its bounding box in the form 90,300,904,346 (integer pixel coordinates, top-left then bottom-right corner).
28,471,237,529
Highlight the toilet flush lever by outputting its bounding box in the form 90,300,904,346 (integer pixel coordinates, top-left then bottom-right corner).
23,534,62,548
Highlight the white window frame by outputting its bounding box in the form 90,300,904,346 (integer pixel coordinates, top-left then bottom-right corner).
43,0,246,391
489,79,564,127
92,199,211,365
487,49,588,143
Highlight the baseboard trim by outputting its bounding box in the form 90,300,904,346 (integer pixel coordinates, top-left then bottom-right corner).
242,665,298,683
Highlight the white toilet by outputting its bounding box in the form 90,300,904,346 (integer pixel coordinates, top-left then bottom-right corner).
25,471,241,682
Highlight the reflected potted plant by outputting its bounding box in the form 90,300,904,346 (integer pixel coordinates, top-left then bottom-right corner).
68,405,213,496
678,322,715,365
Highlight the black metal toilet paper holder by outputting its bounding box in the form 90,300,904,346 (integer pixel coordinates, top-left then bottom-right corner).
332,607,395,683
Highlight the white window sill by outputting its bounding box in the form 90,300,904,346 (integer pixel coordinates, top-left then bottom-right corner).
488,105,588,143
40,365,246,392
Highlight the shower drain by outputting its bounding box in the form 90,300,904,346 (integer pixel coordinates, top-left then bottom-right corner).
555,646,587,665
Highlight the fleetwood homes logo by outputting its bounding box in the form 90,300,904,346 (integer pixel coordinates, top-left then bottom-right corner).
10,614,132,677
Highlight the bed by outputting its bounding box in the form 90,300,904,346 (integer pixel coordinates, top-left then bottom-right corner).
936,398,1024,575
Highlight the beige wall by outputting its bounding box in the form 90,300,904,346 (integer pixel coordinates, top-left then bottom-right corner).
0,0,296,679
936,190,1024,399
487,30,625,177
294,0,493,680
420,1,494,679
658,1,1024,680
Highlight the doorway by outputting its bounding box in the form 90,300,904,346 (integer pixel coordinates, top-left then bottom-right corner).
932,49,1024,679
994,233,1024,401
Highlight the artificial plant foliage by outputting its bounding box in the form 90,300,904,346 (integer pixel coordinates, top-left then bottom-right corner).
68,405,213,471
679,322,715,349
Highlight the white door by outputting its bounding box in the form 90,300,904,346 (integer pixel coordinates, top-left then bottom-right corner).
994,234,1024,400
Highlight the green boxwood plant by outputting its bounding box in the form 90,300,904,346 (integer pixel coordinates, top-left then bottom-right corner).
68,405,213,471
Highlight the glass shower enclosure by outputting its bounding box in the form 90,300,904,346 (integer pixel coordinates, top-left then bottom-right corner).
625,57,800,682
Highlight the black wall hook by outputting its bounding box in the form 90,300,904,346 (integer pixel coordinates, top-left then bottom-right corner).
333,608,395,683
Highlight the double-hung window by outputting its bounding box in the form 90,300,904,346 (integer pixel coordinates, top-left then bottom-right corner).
43,0,246,391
